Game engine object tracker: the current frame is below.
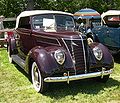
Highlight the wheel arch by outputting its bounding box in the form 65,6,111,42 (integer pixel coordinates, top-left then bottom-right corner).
27,56,34,76
25,46,60,78
25,46,74,77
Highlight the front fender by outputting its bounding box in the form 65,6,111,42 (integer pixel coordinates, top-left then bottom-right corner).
89,42,114,69
25,46,73,77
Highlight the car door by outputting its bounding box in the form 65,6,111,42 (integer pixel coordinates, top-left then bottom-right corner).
105,27,120,48
103,15,120,48
92,26,107,44
93,26,120,48
16,17,34,57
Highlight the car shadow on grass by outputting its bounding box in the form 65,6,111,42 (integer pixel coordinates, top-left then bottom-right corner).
14,63,31,82
44,77,120,99
13,62,120,98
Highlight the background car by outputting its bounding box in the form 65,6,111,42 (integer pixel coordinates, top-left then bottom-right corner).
8,10,114,93
0,16,16,47
92,10,120,54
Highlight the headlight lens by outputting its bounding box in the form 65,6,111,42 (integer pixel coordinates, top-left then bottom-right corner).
54,49,65,65
93,46,103,61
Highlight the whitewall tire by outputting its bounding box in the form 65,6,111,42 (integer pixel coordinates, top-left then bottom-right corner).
31,62,47,93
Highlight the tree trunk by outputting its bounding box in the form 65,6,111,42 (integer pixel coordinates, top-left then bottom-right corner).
26,0,34,10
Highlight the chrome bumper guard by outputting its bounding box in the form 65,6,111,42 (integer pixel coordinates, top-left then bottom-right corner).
44,69,113,83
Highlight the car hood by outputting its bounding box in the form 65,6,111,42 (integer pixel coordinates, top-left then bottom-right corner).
32,29,86,39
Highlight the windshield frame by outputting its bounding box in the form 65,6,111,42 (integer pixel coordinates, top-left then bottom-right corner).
31,14,75,32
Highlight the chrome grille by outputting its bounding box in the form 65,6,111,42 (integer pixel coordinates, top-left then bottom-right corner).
64,38,87,73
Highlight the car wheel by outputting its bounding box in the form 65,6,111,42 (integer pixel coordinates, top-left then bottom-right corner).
31,62,47,93
87,37,93,45
95,75,110,83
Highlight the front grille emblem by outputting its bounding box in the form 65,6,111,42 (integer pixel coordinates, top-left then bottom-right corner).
71,41,79,46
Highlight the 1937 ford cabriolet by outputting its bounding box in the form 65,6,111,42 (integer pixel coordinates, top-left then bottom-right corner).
8,10,114,93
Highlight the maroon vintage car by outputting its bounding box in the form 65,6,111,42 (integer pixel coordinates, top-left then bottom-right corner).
8,10,114,93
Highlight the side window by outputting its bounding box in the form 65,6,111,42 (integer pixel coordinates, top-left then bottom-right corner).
18,17,31,29
105,16,120,27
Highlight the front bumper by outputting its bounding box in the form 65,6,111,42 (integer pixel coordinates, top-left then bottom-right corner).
44,69,113,83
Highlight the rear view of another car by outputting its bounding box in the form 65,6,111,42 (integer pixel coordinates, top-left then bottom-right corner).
0,17,16,47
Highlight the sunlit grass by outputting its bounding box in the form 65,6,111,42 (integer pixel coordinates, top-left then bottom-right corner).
0,48,120,103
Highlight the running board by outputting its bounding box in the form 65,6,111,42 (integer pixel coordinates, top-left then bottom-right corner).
11,55,25,69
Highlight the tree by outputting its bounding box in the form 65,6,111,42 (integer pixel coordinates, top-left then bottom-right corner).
0,0,120,17
0,0,26,17
26,0,34,10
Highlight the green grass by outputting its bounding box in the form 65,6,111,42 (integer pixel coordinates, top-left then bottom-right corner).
0,48,120,103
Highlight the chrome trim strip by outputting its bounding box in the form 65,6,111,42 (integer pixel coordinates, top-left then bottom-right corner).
62,38,76,75
70,37,77,75
79,35,87,73
44,69,113,83
63,38,86,40
57,39,61,46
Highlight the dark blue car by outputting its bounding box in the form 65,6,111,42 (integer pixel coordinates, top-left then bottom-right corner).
92,10,120,54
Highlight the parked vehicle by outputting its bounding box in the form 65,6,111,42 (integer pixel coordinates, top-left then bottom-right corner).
8,10,114,93
92,10,120,54
0,16,16,47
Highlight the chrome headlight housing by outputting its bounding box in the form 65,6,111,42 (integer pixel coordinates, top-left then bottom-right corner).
54,49,65,65
93,46,103,61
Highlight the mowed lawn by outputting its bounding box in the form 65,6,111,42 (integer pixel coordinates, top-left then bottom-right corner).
0,48,120,103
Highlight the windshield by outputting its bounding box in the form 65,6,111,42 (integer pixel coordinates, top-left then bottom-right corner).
32,14,75,32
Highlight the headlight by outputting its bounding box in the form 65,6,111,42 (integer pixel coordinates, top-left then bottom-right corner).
93,46,103,61
54,49,65,65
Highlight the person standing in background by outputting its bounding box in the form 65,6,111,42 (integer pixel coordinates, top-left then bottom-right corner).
0,15,5,47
